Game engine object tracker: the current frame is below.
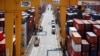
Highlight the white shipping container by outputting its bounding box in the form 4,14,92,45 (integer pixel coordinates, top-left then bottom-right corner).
72,39,81,52
69,27,77,37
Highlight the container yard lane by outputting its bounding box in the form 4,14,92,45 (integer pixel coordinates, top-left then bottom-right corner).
29,4,62,56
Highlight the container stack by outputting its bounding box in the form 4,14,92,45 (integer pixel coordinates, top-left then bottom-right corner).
86,32,97,56
88,20,97,29
65,5,100,56
69,27,77,37
93,25,100,56
66,18,100,56
82,20,92,31
82,39,89,56
73,19,85,39
82,13,91,20
71,32,82,56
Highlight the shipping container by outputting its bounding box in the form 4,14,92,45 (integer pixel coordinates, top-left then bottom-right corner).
93,25,100,36
82,52,89,56
0,38,5,56
86,32,97,44
82,39,89,52
0,38,15,56
89,44,97,51
82,20,92,31
69,27,77,37
82,13,91,20
0,31,4,41
89,44,97,56
73,19,84,31
72,32,82,44
71,51,81,56
88,20,97,31
72,39,81,52
95,20,100,25
71,46,81,56
88,20,97,25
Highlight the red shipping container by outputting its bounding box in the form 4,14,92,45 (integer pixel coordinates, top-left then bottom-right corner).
82,13,91,20
82,15,87,20
72,32,82,44
71,51,81,56
82,52,89,56
86,32,97,44
0,31,3,41
82,13,90,20
0,44,5,52
71,47,81,56
88,20,97,25
0,39,5,52
82,39,89,52
82,20,92,31
82,13,87,19
86,15,91,20
93,25,100,36
0,38,15,55
73,19,84,31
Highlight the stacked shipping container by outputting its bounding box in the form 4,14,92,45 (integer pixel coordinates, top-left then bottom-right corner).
93,25,100,56
66,18,100,56
82,39,89,56
73,19,85,39
86,32,97,56
71,32,82,56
